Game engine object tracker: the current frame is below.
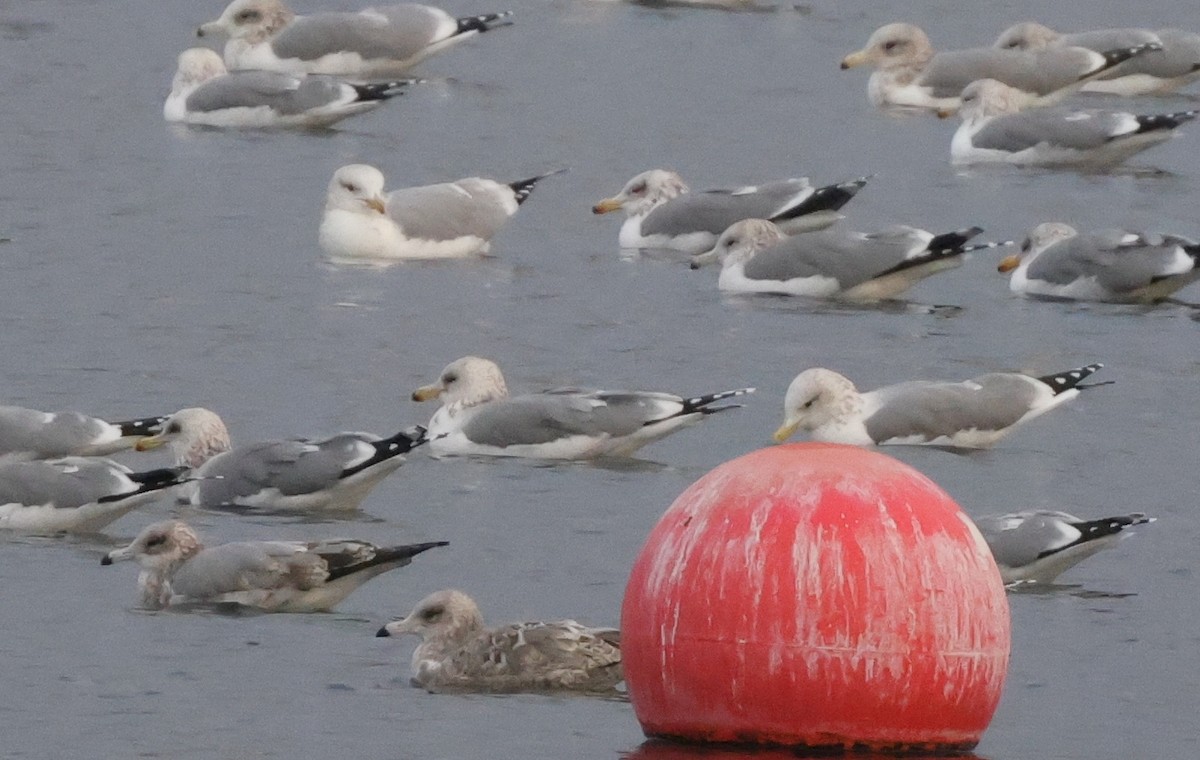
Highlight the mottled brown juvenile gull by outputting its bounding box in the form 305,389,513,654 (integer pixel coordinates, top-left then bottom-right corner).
947,79,1198,167
102,520,447,612
592,169,868,253
690,218,1009,301
164,48,417,129
0,405,164,461
320,164,562,261
999,223,1200,303
840,22,1160,111
134,408,426,511
994,22,1200,95
0,458,187,534
411,356,753,459
197,0,513,77
376,589,623,693
975,510,1153,585
773,364,1107,448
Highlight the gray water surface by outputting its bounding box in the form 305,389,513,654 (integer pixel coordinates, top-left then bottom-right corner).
1,1,1198,758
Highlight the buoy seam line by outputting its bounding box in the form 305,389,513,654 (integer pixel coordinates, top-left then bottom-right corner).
657,638,1006,656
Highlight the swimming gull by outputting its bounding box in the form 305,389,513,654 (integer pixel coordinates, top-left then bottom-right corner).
0,405,164,461
197,0,513,77
164,48,417,129
411,356,754,459
999,222,1200,303
773,363,1107,448
690,218,1010,300
0,458,187,534
994,22,1200,96
320,164,563,261
102,519,447,612
975,510,1153,585
840,22,1160,111
134,408,426,511
592,169,868,253
376,589,623,693
946,78,1198,167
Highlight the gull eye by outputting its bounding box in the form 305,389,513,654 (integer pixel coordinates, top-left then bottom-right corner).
726,237,738,248
630,183,647,195
802,398,816,409
442,372,458,384
883,40,900,51
145,534,168,549
342,182,358,193
166,421,181,434
236,10,261,22
421,605,445,622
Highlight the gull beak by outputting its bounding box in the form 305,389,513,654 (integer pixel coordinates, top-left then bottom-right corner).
411,384,444,402
196,20,224,38
997,254,1022,273
135,434,167,452
364,196,387,214
840,49,871,70
772,419,800,444
102,544,135,566
375,619,412,637
936,106,958,119
592,197,623,215
690,248,719,269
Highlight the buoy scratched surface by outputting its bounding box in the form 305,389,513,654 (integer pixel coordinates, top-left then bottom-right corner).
621,443,1010,753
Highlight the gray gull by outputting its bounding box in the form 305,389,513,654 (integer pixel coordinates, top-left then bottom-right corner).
0,405,164,461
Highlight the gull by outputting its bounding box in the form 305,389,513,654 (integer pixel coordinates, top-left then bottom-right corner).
376,589,622,693
1000,222,1200,303
773,363,1107,448
134,408,426,511
994,22,1200,96
320,164,562,261
975,510,1154,585
690,218,1009,301
197,0,513,77
592,169,868,253
411,356,754,459
0,458,187,534
840,22,1160,111
946,78,1198,167
102,520,447,612
164,48,417,129
0,405,164,461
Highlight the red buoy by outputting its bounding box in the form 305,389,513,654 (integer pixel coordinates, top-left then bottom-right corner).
622,443,1010,753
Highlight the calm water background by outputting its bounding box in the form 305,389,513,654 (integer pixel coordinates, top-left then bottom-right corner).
0,1,1198,758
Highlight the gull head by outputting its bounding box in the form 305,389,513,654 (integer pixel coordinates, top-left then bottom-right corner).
691,219,786,269
376,589,485,644
102,520,204,570
993,22,1061,51
198,0,294,42
774,368,862,443
412,356,509,411
326,164,388,215
135,408,231,469
593,169,688,218
841,23,934,71
1001,222,1078,272
172,48,227,95
952,78,1028,122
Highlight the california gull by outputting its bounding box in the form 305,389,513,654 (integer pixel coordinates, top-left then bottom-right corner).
773,364,1107,448
134,408,426,511
0,458,187,534
975,510,1153,585
690,218,1009,300
197,0,513,77
592,169,868,253
165,48,417,129
946,78,1198,167
840,22,1160,111
994,22,1200,96
999,222,1200,303
411,356,754,459
0,405,164,461
102,519,447,612
320,163,562,261
376,589,623,693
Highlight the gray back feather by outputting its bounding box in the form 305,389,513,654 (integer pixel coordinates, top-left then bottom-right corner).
641,181,811,237
0,408,106,457
971,110,1128,152
922,47,1095,96
460,392,681,447
195,440,346,505
386,180,512,241
1028,231,1189,290
742,227,926,287
0,458,128,509
864,374,1040,442
271,8,443,62
186,71,344,114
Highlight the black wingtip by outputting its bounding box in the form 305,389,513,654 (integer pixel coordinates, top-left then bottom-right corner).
97,466,190,504
116,415,168,437
509,168,567,205
350,79,421,102
769,175,869,222
1039,513,1154,558
925,226,985,254
455,10,514,35
1100,40,1162,69
681,388,756,414
390,540,450,563
1135,110,1199,134
1035,363,1107,395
